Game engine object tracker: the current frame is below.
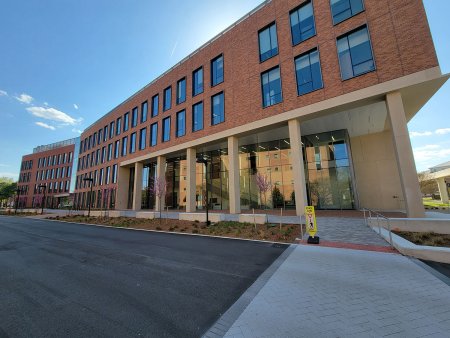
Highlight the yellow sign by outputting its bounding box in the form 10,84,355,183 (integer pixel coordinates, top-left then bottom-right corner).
305,206,317,237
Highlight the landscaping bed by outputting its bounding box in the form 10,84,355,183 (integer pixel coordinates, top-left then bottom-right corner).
52,215,303,243
0,210,39,217
393,230,450,248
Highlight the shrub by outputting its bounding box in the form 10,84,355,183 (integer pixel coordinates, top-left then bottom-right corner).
156,226,162,231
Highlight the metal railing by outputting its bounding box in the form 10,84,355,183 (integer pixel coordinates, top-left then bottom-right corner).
362,208,394,248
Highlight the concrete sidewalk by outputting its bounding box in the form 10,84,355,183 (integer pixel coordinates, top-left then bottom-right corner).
211,245,450,338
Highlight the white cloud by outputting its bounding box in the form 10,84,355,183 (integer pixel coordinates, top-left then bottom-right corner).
413,144,450,170
0,90,7,96
410,131,433,137
27,106,81,125
0,172,19,180
73,104,79,110
436,128,450,135
15,93,34,104
44,102,49,106
35,122,56,130
72,128,83,134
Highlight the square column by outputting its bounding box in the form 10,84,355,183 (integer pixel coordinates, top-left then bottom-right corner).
437,178,449,204
155,155,166,211
186,148,197,212
116,166,130,210
228,136,241,214
288,119,308,217
132,162,143,211
386,91,425,217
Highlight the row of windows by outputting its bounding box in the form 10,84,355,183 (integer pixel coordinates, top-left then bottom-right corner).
37,152,73,169
19,172,31,183
20,160,33,171
34,181,70,194
76,165,118,189
261,25,374,108
80,55,225,155
35,166,72,182
259,0,364,63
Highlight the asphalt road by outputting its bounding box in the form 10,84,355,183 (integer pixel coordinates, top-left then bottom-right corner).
0,216,287,338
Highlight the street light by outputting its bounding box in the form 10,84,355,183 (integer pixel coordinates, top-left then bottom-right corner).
15,188,20,214
198,157,210,226
38,184,46,215
83,177,94,217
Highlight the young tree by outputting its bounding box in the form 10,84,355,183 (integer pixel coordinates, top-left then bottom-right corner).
0,177,17,207
151,176,167,222
255,172,271,210
417,171,437,196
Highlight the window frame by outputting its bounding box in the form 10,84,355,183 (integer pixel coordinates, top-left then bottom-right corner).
258,21,279,62
260,65,283,108
176,77,186,105
150,122,158,147
192,67,204,96
176,110,186,138
294,47,324,96
151,94,159,117
162,117,171,142
192,101,204,132
211,54,224,87
141,101,148,123
211,92,225,126
330,0,365,25
289,0,316,46
163,86,172,112
139,127,147,150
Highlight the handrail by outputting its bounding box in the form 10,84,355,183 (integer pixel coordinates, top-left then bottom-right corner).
362,208,393,248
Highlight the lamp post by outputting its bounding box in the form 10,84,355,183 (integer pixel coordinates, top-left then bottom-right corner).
198,157,210,226
38,184,46,215
83,177,94,217
15,188,20,214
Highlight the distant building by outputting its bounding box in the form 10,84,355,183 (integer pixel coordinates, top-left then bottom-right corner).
17,138,79,209
427,161,450,204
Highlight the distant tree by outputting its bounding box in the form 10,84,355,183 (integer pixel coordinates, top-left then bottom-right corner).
272,186,285,208
0,177,17,207
418,172,437,196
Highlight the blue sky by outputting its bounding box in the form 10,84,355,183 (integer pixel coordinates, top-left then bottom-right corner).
0,0,448,179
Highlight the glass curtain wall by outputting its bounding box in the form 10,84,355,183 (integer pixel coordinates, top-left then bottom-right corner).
141,163,157,210
196,149,229,210
165,157,187,210
239,138,294,210
303,130,354,209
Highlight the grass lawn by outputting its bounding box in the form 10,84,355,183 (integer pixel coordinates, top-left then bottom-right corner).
51,215,305,243
393,230,450,248
423,197,450,208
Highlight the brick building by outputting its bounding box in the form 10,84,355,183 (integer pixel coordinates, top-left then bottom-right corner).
17,138,78,209
67,0,448,217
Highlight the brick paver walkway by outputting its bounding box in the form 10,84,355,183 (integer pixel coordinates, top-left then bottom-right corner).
222,245,450,338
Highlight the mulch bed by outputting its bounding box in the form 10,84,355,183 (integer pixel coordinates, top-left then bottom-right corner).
393,230,450,248
53,215,304,243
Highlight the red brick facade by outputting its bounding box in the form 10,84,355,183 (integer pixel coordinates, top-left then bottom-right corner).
74,0,438,204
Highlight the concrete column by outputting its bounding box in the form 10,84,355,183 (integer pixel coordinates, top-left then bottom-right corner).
386,91,425,217
116,166,130,210
288,119,308,217
437,178,449,204
228,136,241,214
186,148,197,212
132,162,143,211
155,156,166,211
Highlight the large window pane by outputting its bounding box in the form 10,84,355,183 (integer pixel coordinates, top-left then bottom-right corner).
162,117,171,142
163,86,172,111
331,0,364,25
131,107,138,127
130,132,136,153
193,67,203,96
141,101,148,123
150,123,158,146
337,26,375,80
290,1,316,45
139,127,147,150
261,66,282,107
211,55,224,86
211,92,224,125
176,110,186,137
259,23,278,62
193,101,203,132
177,78,186,104
151,94,159,117
295,48,323,95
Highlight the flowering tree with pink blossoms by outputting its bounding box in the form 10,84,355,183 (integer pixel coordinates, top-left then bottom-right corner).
150,176,167,222
255,172,271,210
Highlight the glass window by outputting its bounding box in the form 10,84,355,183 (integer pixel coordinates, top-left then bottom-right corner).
211,54,224,86
176,110,186,137
259,23,278,62
295,48,323,95
122,136,128,156
123,112,129,132
337,26,375,80
163,86,172,111
162,117,171,142
331,0,364,25
103,126,108,141
150,123,158,146
261,66,282,107
176,78,186,104
141,101,148,123
101,146,106,163
98,129,102,145
290,1,316,46
192,101,204,132
116,117,122,135
106,166,111,185
130,132,137,153
114,140,120,159
131,107,138,127
193,67,203,96
112,164,118,184
139,127,147,150
151,94,159,117
107,143,112,161
109,121,115,138
211,92,224,125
